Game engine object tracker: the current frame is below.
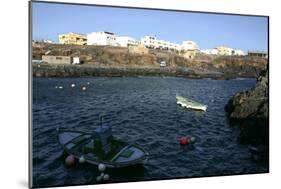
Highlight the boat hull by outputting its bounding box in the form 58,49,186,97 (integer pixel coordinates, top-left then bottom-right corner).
176,96,207,111
177,101,207,111
57,128,148,168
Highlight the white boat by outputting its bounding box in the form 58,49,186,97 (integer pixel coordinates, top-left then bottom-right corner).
176,95,207,111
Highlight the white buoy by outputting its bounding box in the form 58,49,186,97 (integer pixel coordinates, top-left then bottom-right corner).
55,86,58,89
103,174,110,181
59,86,63,89
96,175,102,182
87,82,90,85
98,163,106,172
190,136,196,144
82,86,86,91
71,84,75,88
79,156,85,164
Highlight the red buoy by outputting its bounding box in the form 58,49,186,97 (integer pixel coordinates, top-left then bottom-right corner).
180,137,189,145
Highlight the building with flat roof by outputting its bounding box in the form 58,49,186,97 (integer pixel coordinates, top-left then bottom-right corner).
42,55,72,64
248,51,268,58
201,48,219,55
116,36,140,47
87,31,118,46
58,33,87,45
141,36,157,49
233,49,246,56
141,36,179,51
216,46,235,56
201,47,245,56
181,41,199,51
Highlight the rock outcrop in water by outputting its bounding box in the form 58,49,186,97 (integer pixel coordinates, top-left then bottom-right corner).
225,64,269,160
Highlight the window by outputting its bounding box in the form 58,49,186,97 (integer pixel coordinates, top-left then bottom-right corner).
56,57,62,60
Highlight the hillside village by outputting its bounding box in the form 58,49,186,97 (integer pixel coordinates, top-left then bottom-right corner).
32,31,268,78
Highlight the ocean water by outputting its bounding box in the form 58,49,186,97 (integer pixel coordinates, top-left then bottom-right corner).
32,77,268,188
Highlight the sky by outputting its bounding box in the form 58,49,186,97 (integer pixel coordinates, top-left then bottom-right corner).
32,2,268,52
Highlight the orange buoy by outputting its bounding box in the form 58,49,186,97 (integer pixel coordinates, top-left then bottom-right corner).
180,137,189,145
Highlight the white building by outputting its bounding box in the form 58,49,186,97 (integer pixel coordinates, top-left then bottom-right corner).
141,36,157,49
116,36,140,47
201,49,219,55
87,31,118,46
201,47,245,56
233,49,246,56
141,36,179,51
181,41,199,51
43,39,53,44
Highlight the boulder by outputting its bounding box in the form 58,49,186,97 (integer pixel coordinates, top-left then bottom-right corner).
225,64,269,145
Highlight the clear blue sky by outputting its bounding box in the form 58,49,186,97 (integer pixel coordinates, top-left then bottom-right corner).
32,2,268,52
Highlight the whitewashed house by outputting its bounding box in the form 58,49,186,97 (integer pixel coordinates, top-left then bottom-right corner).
233,49,246,56
87,31,118,46
181,41,199,51
201,49,219,55
116,36,140,47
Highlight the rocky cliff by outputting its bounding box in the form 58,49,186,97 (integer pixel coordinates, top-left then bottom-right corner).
225,64,268,144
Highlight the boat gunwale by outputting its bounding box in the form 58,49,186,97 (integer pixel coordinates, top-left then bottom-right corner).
56,128,149,168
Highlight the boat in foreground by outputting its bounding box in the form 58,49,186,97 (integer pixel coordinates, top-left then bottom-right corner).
176,95,207,111
57,125,149,168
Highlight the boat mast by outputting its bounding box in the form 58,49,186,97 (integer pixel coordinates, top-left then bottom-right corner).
100,116,103,129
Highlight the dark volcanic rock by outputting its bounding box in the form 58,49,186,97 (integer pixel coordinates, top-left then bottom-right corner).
225,64,269,145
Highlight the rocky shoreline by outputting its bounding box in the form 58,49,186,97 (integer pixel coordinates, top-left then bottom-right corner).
32,63,261,79
225,64,269,161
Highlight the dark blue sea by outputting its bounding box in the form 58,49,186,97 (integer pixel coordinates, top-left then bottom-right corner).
32,77,268,188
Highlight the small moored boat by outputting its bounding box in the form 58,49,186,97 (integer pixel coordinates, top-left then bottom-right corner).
176,95,207,111
57,123,149,168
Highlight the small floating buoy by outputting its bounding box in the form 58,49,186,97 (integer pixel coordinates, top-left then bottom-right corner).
71,84,75,88
96,175,102,182
98,163,106,172
79,155,85,164
180,137,189,145
87,82,90,85
189,136,196,144
59,86,63,89
82,86,86,91
103,174,110,181
65,154,75,166
55,86,58,89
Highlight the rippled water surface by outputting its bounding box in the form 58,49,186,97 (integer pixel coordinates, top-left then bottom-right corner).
32,77,268,187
